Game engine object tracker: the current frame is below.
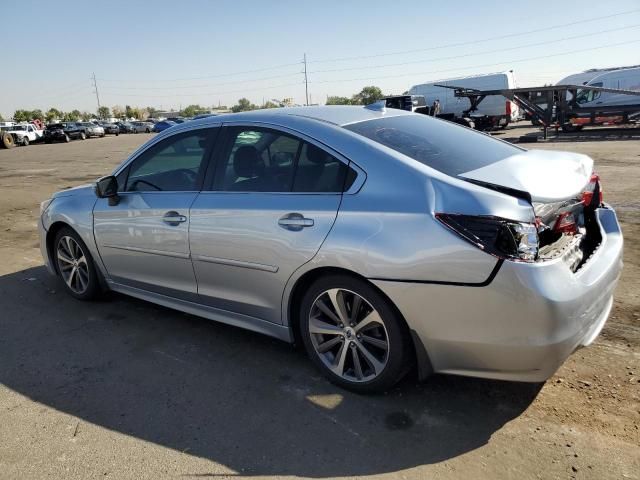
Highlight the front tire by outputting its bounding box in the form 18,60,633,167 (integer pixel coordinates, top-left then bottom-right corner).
80,132,86,140
64,134,70,143
300,274,412,393
22,137,29,146
54,228,101,300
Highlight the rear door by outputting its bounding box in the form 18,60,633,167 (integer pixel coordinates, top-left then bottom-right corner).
189,124,356,324
93,127,218,299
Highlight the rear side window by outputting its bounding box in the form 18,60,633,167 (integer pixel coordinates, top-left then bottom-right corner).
344,114,522,176
214,127,357,193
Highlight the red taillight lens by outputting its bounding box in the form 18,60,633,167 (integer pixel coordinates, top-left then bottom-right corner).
553,211,577,234
582,173,603,206
505,100,511,116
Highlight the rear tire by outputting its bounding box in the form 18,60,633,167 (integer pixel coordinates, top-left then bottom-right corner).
21,137,29,146
64,134,70,143
53,227,102,301
299,274,412,393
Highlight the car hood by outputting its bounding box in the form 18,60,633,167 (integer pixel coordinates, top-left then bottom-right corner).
459,149,593,203
52,184,95,198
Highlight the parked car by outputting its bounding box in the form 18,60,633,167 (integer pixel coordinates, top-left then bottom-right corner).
38,106,622,393
167,117,186,124
0,123,43,147
152,120,176,132
97,122,120,135
76,122,105,138
43,123,86,143
116,122,135,134
130,121,153,133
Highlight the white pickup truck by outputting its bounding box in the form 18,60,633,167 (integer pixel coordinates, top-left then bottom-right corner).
0,122,44,148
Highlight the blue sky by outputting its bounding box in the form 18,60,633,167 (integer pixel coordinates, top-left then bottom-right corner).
2,0,639,117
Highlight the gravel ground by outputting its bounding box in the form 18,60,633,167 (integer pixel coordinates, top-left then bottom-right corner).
0,124,638,480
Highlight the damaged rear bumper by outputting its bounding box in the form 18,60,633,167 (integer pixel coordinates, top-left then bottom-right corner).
372,207,623,382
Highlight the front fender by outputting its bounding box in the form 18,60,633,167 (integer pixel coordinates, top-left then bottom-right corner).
41,192,108,280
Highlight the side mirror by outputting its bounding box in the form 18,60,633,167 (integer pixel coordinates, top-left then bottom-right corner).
95,175,120,206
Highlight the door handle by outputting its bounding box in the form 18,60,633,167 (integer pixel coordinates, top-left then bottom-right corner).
162,211,187,225
278,213,314,231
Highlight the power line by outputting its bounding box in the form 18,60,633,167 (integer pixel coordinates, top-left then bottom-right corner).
310,39,640,85
100,81,304,99
311,8,640,64
309,24,640,74
98,61,303,84
100,70,303,91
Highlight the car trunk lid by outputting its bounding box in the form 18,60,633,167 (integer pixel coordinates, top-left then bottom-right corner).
459,149,593,203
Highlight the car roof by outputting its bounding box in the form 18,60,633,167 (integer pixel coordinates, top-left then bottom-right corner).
186,105,411,129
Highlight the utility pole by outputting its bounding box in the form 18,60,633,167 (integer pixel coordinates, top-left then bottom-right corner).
91,72,101,114
303,53,309,106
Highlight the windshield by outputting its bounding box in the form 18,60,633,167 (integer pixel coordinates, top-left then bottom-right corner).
10,125,26,131
344,114,522,176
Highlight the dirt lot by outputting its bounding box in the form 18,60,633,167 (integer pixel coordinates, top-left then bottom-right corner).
0,125,638,480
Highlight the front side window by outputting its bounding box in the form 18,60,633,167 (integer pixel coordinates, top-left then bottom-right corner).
576,82,603,104
125,130,213,192
215,127,356,193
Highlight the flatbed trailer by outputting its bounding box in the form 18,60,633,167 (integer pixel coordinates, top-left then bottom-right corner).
436,84,640,138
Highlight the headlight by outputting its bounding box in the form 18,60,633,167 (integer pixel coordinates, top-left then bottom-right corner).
40,198,53,216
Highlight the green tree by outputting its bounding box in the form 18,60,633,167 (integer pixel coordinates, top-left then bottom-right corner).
0,113,4,121
45,108,63,123
97,106,111,119
146,106,159,118
30,109,44,121
125,105,134,119
182,104,208,117
63,110,81,121
261,101,279,109
12,110,29,122
326,96,352,105
231,98,258,113
81,111,93,121
351,86,384,105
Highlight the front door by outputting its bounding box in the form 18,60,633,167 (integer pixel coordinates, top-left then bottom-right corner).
190,125,355,324
93,128,217,299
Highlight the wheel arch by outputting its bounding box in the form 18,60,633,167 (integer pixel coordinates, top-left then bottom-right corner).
45,221,109,291
46,221,72,275
285,265,427,377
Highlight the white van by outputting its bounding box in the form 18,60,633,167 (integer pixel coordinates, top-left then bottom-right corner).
573,66,640,108
408,71,520,128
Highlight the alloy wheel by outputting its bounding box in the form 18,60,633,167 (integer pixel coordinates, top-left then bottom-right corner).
56,236,90,294
309,288,389,383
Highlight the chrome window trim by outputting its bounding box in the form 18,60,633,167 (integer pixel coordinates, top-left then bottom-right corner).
214,120,366,195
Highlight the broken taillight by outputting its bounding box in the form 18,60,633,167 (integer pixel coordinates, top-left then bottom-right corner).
436,213,539,262
553,211,578,234
582,173,603,206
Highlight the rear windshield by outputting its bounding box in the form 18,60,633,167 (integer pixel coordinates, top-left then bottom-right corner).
344,114,522,176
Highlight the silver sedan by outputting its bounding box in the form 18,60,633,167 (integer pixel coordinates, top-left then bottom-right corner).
38,106,622,392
